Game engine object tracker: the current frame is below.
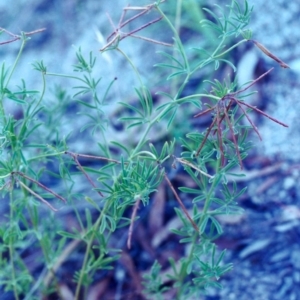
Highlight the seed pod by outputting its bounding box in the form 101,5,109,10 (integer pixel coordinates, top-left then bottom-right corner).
251,40,290,69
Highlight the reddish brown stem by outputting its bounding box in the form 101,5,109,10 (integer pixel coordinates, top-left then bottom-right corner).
119,17,163,42
194,106,215,118
0,27,46,45
237,100,288,127
229,68,274,97
13,171,66,203
196,116,218,157
164,172,199,232
66,152,104,197
235,99,262,140
216,104,225,166
223,107,243,169
15,178,58,212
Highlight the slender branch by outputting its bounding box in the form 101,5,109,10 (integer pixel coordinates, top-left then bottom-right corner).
127,198,141,249
119,6,151,29
175,157,213,179
129,34,172,47
223,106,243,168
163,172,199,232
237,99,288,127
216,104,225,166
103,2,165,52
235,99,262,140
194,106,216,118
16,179,58,212
119,17,163,41
0,27,46,45
65,151,104,197
66,151,120,164
229,68,274,97
196,116,218,157
13,172,66,203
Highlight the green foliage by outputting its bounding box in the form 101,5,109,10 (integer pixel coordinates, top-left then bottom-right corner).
0,0,289,299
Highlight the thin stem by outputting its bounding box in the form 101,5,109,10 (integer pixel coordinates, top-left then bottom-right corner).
198,158,221,230
74,201,109,299
5,37,27,91
230,68,274,97
237,99,288,127
66,152,104,197
176,158,221,299
195,116,218,157
127,198,141,249
179,94,220,105
14,171,66,203
191,36,226,75
31,70,46,114
164,172,198,232
0,35,27,124
216,105,225,166
214,39,247,59
17,180,58,211
116,47,144,91
8,180,20,300
119,17,163,41
156,5,189,73
235,99,262,140
45,72,87,84
129,34,173,47
175,157,213,178
223,106,243,168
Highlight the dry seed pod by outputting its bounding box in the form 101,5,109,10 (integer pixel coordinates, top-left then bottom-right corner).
251,40,290,69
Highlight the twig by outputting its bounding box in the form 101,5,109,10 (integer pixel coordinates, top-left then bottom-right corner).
129,34,173,47
16,179,58,212
163,172,199,232
235,99,262,140
65,151,104,197
13,171,66,203
0,27,46,45
119,17,163,42
66,151,120,164
223,106,243,168
101,2,167,52
195,116,217,157
43,239,82,287
228,68,274,97
236,99,288,127
175,157,213,179
127,198,141,249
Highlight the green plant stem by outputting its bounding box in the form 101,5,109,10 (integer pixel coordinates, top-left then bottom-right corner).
191,38,247,75
171,0,183,96
199,158,221,227
0,36,27,125
31,71,46,115
176,232,199,300
45,72,87,84
214,39,247,59
175,157,222,299
175,93,220,104
74,200,110,299
8,181,20,300
156,4,189,72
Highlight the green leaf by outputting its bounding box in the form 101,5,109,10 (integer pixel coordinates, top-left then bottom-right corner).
84,196,100,211
178,187,202,194
58,231,80,240
76,100,97,109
